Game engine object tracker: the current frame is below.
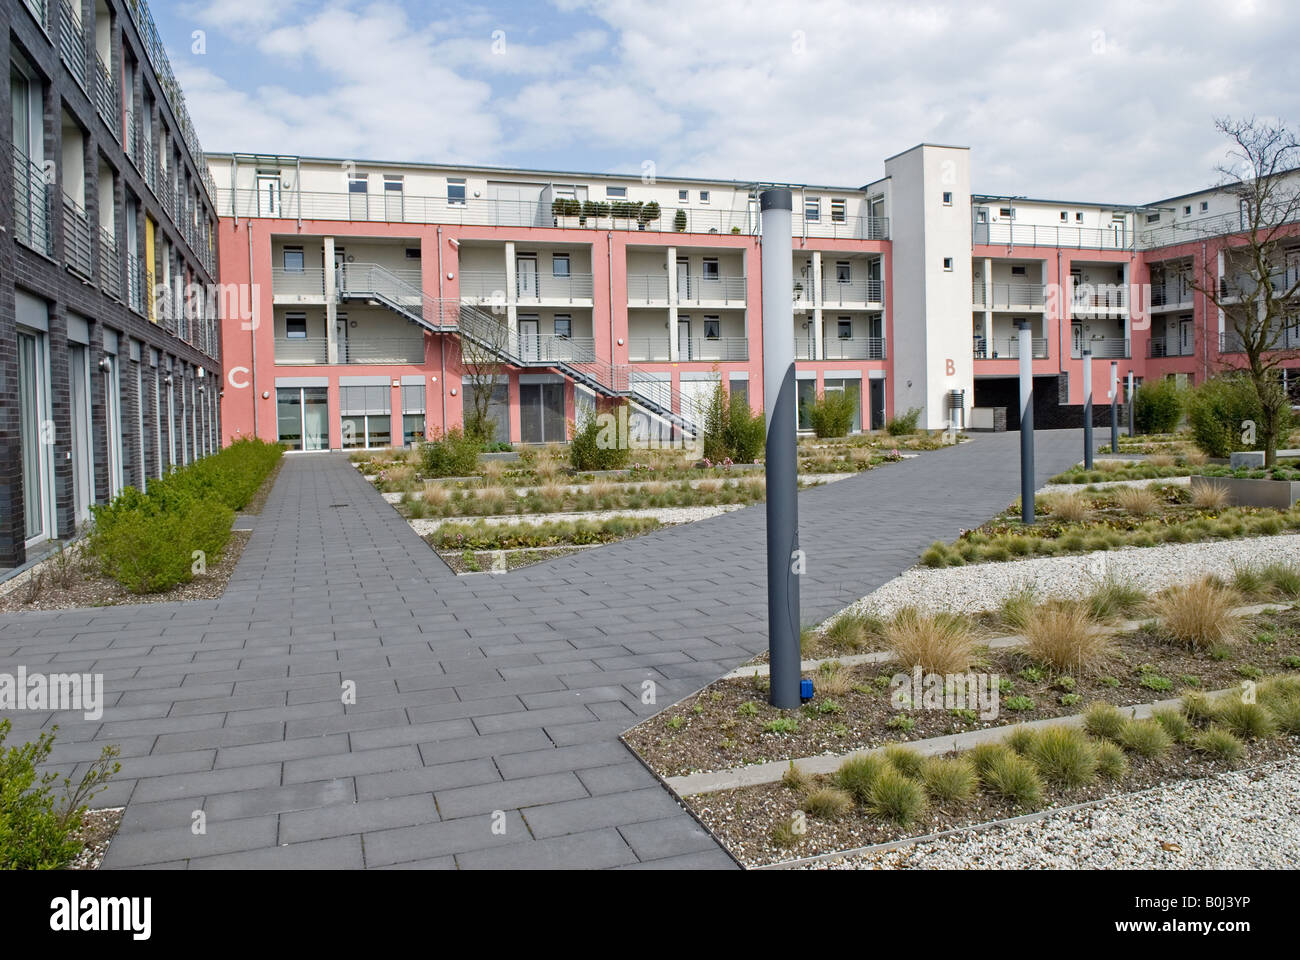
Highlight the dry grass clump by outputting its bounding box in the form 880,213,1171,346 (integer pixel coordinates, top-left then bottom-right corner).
533,455,560,483
1189,479,1230,510
821,611,882,653
1150,577,1243,650
587,480,618,499
1114,485,1159,516
479,459,506,483
538,483,567,506
882,607,978,675
1184,447,1209,466
696,479,723,493
641,480,669,496
386,465,416,490
802,786,854,819
1044,491,1090,523
1147,453,1177,468
816,661,853,697
421,483,450,507
1021,601,1112,674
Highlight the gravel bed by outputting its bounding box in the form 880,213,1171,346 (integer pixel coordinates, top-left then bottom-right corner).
834,534,1300,621
409,504,745,535
380,472,852,502
802,753,1300,869
1038,476,1192,494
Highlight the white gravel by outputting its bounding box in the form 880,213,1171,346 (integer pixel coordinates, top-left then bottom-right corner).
1038,476,1192,495
802,752,1300,869
380,472,852,502
408,504,746,535
835,533,1300,620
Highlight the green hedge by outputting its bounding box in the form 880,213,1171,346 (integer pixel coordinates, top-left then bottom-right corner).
1132,379,1184,434
87,438,282,594
420,427,482,477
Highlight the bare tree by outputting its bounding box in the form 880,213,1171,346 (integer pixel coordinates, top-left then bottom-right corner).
1189,117,1300,465
455,303,513,443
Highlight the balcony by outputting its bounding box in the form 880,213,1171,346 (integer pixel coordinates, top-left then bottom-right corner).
820,279,883,307
988,282,1045,309
628,337,671,362
974,336,1049,359
518,336,597,364
679,275,746,305
125,253,149,315
274,336,426,365
99,228,122,300
1149,336,1195,358
627,275,669,304
1150,281,1193,309
58,1,88,91
794,213,889,241
793,282,814,306
21,0,47,30
679,337,748,362
1071,284,1128,313
1072,338,1130,359
272,266,326,299
63,195,94,279
975,221,1129,251
12,146,52,257
460,271,508,300
820,337,886,360
516,273,595,303
972,279,985,306
1220,327,1300,354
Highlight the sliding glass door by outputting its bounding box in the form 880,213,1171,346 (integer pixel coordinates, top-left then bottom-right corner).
18,330,55,545
68,344,94,522
277,386,329,450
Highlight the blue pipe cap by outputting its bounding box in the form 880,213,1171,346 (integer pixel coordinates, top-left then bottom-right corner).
800,678,815,702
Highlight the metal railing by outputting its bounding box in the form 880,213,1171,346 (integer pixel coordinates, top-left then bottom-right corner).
1149,336,1195,358
12,146,53,256
58,0,88,90
63,195,94,278
1071,284,1128,310
678,337,748,361
972,279,986,305
627,337,671,361
99,228,122,300
275,337,329,365
219,186,888,240
627,275,669,303
22,0,47,29
821,336,886,360
975,221,1130,250
974,336,1049,359
517,336,597,364
459,271,508,299
272,266,326,297
987,282,1045,308
1073,338,1130,359
793,282,814,304
342,337,426,364
1149,281,1193,307
516,273,595,302
1219,327,1300,354
819,279,883,305
679,275,746,304
93,53,118,139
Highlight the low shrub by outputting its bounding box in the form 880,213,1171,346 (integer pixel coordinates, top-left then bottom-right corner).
803,786,854,819
569,406,632,472
1118,718,1173,757
1132,378,1184,434
1214,697,1277,740
981,750,1043,808
1094,740,1129,780
868,767,928,825
421,427,481,478
432,516,659,550
920,756,978,803
1192,725,1245,762
806,389,858,439
1187,374,1290,458
886,407,923,436
1026,726,1099,787
834,754,890,804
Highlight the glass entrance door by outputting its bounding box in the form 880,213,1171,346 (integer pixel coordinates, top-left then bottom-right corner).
69,344,94,522
18,330,55,545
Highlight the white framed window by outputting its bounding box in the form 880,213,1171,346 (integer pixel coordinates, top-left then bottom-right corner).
447,177,466,205
836,261,851,283
1200,201,1209,212
1060,211,1068,221
702,258,719,280
285,311,307,339
975,208,988,224
804,198,820,221
1146,212,1161,224
552,253,570,278
837,318,852,339
831,199,847,222
999,206,1014,219
1075,212,1083,222
1011,265,1026,276
699,190,710,203
943,192,953,206
703,317,720,340
282,245,304,272
943,257,954,271
678,189,689,202
606,185,627,199
553,315,572,338
1184,205,1192,215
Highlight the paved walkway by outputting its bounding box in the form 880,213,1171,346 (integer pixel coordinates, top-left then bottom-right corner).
0,430,1090,869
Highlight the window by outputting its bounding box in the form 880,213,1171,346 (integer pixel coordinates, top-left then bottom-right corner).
837,319,852,339
999,207,1014,219
277,386,328,451
831,199,847,222
340,385,392,449
1076,212,1083,222
383,175,404,218
447,178,466,205
729,378,748,408
1184,205,1192,215
606,185,627,199
836,261,851,283
282,246,304,272
699,190,710,203
943,192,953,205
678,189,689,202
975,208,988,224
402,384,425,445
1200,201,1209,212
405,247,421,259
348,174,368,218
703,318,720,340
552,253,570,278
943,257,954,271
1146,212,1161,224
823,378,862,432
554,315,572,338
1011,265,1026,276
285,311,307,339
805,198,820,221
702,258,719,280
1060,211,1068,221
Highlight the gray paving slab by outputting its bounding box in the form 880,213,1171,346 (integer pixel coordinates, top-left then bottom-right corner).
0,430,1090,869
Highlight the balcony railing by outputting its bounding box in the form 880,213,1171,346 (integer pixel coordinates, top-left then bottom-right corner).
1149,282,1193,307
220,187,890,239
988,282,1045,308
275,337,329,365
1071,284,1128,311
63,195,94,279
93,53,118,140
820,336,886,360
517,336,597,364
459,271,507,300
627,274,669,303
819,279,883,306
793,282,814,305
58,1,88,91
974,336,1049,359
1073,338,1130,359
975,221,1129,250
274,336,427,365
125,253,147,314
1149,336,1195,358
516,273,595,302
272,266,326,298
972,279,986,305
22,0,48,30
678,337,748,362
1219,327,1300,354
627,337,671,362
99,228,122,300
12,146,53,256
679,275,746,304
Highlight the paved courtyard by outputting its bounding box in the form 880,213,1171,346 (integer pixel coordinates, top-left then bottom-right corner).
0,430,1090,869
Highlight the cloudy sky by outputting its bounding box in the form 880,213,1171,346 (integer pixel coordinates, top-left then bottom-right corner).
157,0,1299,203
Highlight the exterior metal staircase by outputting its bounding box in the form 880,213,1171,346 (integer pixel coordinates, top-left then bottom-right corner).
338,262,702,436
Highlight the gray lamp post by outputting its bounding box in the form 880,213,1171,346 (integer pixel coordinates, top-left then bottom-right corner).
1017,320,1035,524
1082,348,1094,470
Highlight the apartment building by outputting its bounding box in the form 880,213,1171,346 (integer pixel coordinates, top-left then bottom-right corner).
211,139,1300,454
2,0,222,569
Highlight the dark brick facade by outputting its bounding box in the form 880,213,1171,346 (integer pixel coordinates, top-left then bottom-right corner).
2,0,221,567
974,374,1129,432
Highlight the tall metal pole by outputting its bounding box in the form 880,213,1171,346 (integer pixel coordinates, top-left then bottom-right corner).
1082,348,1094,469
1017,320,1035,524
1127,370,1135,437
760,189,801,709
1110,361,1120,454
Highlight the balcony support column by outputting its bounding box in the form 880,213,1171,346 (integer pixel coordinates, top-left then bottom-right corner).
504,241,518,333
667,246,679,362
324,236,338,364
